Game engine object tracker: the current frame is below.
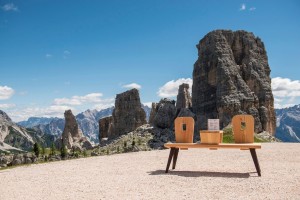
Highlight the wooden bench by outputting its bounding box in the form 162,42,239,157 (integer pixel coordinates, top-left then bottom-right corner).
164,116,262,176
164,142,262,176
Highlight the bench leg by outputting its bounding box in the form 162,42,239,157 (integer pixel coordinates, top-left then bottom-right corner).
250,149,261,176
172,148,179,170
165,148,175,173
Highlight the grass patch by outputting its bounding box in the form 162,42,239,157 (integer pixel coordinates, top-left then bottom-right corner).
221,127,268,143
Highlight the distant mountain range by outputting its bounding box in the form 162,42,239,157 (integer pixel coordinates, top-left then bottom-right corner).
17,105,151,144
3,103,299,153
0,110,56,153
275,105,300,142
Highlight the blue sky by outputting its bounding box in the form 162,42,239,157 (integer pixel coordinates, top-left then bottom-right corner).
0,0,299,121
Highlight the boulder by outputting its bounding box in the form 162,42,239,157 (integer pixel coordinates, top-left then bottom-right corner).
13,154,24,164
153,98,176,129
12,159,22,166
25,158,32,164
192,30,276,134
81,139,93,150
0,156,9,165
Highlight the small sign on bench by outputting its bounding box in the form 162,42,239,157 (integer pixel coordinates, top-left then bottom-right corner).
208,119,219,130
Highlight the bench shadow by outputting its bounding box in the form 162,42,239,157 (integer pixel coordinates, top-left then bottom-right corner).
148,170,251,178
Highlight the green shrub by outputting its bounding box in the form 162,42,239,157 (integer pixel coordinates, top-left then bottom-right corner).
254,137,267,143
83,149,87,157
137,138,142,145
50,142,56,156
222,127,234,143
60,145,68,159
41,145,46,156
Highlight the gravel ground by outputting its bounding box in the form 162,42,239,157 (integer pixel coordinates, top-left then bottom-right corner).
0,143,299,200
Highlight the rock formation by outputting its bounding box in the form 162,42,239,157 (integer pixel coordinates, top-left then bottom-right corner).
99,116,113,140
177,108,196,118
176,83,192,112
192,30,276,134
149,103,157,125
61,110,93,150
100,89,146,140
152,98,176,129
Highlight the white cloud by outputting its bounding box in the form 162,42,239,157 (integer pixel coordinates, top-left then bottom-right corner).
249,7,256,11
64,50,70,55
272,77,300,108
63,50,71,59
143,102,153,108
122,83,141,90
239,3,246,11
157,78,192,98
45,54,52,58
93,98,115,110
2,3,18,12
8,105,74,122
0,86,15,100
0,104,16,109
272,77,300,97
54,93,105,106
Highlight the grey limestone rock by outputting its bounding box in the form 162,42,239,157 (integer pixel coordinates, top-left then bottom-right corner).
12,159,22,166
99,116,113,140
153,98,176,129
149,103,157,125
61,110,93,150
192,30,276,134
106,89,147,139
176,83,192,112
177,108,196,119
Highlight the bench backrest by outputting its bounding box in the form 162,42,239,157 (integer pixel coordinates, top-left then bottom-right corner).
175,117,194,143
232,115,254,143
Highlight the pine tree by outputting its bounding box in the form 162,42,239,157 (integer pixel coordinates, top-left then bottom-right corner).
33,143,40,157
41,145,46,156
50,142,56,156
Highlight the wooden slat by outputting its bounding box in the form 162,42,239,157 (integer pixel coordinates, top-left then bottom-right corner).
175,117,194,143
164,143,261,149
232,115,254,143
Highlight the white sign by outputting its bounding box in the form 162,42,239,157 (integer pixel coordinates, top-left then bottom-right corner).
208,119,219,130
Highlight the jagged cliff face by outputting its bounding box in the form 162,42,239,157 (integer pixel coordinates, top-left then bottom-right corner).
102,89,146,139
99,116,113,140
63,110,83,139
61,110,92,150
192,30,276,134
176,83,192,112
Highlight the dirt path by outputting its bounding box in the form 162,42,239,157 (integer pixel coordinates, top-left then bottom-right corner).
0,143,299,200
